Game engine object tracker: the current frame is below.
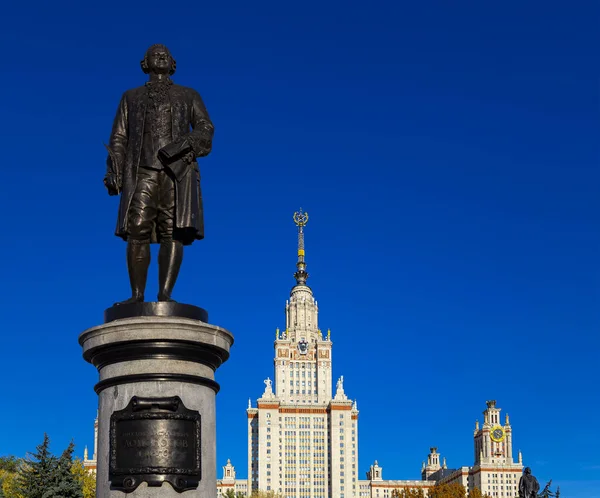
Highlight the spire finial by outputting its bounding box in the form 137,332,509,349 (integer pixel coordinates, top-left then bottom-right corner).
293,209,309,285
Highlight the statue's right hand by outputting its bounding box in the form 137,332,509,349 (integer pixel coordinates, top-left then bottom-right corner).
104,173,121,196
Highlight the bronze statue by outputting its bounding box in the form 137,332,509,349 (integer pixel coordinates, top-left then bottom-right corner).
104,44,214,304
519,467,540,498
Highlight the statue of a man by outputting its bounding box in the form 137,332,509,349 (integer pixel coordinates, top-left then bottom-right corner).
519,467,540,498
104,44,214,304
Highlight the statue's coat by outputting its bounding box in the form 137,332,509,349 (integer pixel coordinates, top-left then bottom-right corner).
108,84,214,244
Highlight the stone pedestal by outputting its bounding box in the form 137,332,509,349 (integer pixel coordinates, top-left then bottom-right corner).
79,308,233,498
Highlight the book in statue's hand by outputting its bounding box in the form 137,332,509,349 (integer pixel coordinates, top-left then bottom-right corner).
158,139,194,181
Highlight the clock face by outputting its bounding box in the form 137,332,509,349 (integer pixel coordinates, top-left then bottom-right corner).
490,425,505,443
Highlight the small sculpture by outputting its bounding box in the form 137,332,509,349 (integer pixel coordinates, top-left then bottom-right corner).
538,480,555,498
264,378,273,394
519,467,540,498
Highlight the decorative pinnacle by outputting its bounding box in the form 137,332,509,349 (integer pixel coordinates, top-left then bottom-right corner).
293,209,309,285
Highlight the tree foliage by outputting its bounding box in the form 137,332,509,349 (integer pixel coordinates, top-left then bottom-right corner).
249,491,284,498
14,433,56,498
392,488,426,497
70,461,95,498
43,442,83,498
429,482,467,498
4,434,86,498
0,459,19,474
0,470,22,498
468,487,492,498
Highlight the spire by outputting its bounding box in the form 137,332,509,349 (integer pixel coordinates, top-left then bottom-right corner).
293,209,309,285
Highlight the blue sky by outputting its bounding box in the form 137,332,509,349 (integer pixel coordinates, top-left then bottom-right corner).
0,0,598,496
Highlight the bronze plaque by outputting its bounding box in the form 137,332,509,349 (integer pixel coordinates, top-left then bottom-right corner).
109,396,201,492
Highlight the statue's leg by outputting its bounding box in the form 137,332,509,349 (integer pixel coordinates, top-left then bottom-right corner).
117,241,150,304
158,240,183,302
116,168,157,305
157,170,182,302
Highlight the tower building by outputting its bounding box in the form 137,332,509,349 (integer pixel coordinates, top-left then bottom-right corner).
245,210,359,498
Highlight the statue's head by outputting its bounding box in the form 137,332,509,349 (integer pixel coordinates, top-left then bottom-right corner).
140,44,176,76
524,467,532,475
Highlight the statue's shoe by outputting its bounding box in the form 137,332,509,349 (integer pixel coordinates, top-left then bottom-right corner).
157,294,177,303
114,296,145,306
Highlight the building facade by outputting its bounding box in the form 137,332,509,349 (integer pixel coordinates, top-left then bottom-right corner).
354,400,523,497
83,211,525,497
239,210,359,498
215,212,524,498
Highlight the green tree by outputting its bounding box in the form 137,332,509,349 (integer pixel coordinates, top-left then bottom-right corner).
15,434,57,498
0,458,19,474
42,442,82,498
13,435,84,498
70,460,95,498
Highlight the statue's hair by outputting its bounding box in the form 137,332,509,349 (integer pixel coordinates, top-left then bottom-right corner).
140,44,176,75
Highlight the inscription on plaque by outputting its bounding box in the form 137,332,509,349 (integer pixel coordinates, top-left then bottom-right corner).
109,396,201,492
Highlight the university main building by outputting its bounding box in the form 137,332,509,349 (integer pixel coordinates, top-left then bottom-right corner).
213,212,525,497
84,211,525,497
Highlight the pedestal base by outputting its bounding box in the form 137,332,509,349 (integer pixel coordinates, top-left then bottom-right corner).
104,302,209,324
80,315,233,497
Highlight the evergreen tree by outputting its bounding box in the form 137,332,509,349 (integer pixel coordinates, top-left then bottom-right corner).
15,434,57,498
14,435,84,498
42,442,82,498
